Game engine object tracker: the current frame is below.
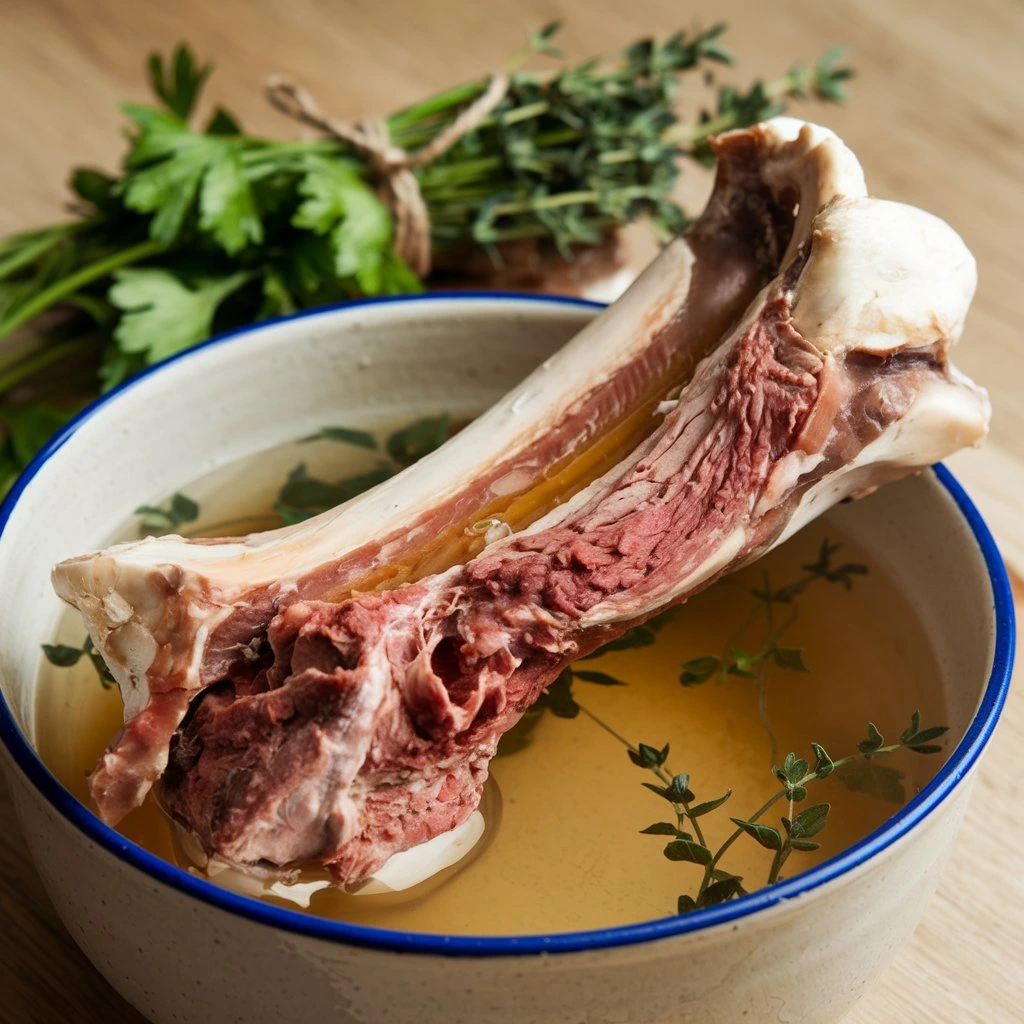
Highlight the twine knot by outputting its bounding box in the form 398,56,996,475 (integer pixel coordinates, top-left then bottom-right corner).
265,73,509,278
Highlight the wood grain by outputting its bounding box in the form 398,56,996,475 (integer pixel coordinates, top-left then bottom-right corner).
0,1,1021,1022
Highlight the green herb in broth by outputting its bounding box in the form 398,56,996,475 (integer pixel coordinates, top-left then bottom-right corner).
525,667,947,916
41,636,116,690
385,414,451,467
275,462,395,524
276,414,454,523
678,539,870,766
134,490,200,534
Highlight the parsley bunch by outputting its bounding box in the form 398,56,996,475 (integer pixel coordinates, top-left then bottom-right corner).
0,27,852,491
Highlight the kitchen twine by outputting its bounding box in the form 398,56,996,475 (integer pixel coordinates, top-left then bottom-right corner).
264,73,510,278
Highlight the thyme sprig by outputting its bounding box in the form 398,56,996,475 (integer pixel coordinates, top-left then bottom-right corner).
623,713,947,913
680,540,869,765
676,46,854,165
516,535,945,912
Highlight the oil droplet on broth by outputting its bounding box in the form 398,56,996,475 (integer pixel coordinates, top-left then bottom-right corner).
35,427,949,935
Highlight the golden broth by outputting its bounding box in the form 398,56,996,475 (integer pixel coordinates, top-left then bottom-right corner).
36,429,949,935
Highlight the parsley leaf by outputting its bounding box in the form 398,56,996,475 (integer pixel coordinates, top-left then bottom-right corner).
120,107,210,243
109,267,253,363
293,157,421,295
121,106,262,254
147,43,213,120
198,147,263,254
275,462,394,523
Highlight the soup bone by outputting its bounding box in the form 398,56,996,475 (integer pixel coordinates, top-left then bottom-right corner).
51,119,988,884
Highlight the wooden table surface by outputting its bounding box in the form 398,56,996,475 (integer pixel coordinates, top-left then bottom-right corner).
1,1,1022,1021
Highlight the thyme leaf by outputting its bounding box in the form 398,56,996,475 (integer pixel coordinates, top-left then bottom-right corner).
639,822,682,836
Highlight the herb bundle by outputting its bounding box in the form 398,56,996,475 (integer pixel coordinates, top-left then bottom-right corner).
0,25,852,491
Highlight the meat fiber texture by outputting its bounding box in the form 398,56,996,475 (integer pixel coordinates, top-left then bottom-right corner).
52,119,989,887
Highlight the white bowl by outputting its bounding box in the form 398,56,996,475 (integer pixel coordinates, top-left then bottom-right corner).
0,294,1014,1024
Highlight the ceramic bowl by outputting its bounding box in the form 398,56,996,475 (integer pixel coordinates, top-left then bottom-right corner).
0,294,1014,1024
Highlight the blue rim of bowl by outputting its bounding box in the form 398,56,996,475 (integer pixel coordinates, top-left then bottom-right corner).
0,291,1015,956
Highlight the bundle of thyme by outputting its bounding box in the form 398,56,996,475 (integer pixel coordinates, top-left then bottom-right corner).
0,25,852,491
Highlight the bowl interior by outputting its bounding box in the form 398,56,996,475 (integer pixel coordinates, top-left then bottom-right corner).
0,293,1009,947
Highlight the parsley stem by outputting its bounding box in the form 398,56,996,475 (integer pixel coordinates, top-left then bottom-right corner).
0,223,75,282
0,239,165,342
387,82,486,136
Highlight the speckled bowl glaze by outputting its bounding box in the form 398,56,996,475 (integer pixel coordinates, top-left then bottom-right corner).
0,294,1014,1024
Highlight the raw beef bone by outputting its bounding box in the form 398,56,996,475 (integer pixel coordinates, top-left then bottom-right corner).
53,119,988,885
